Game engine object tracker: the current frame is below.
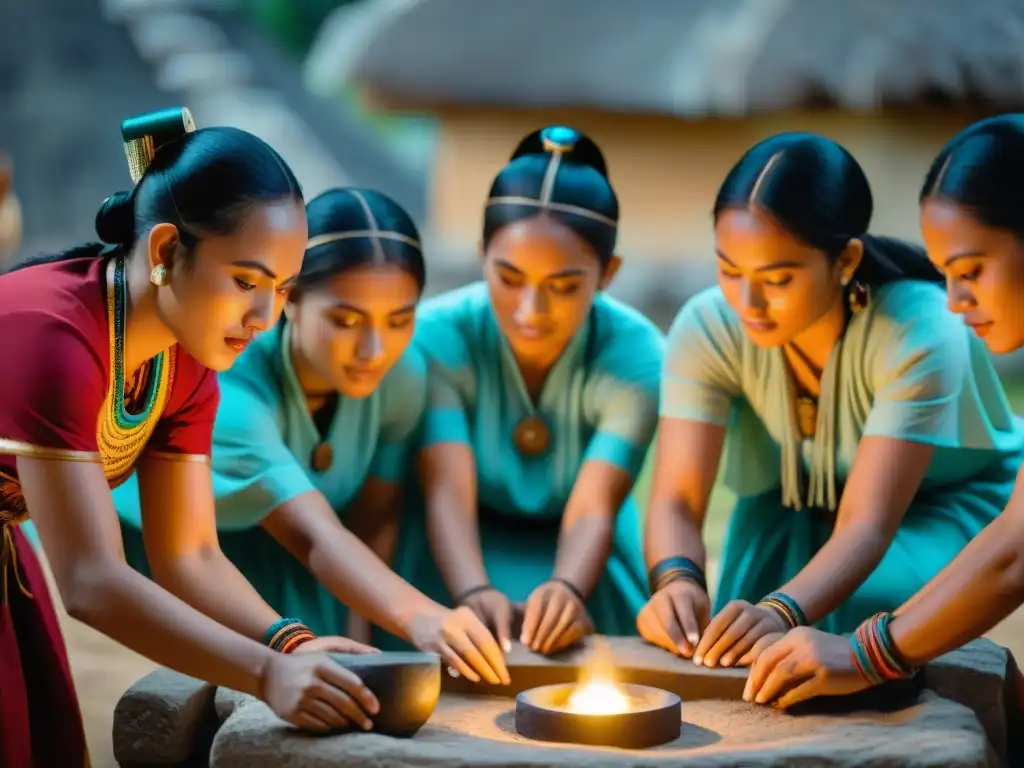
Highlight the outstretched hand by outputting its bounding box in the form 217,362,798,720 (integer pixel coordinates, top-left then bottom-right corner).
409,605,511,686
521,580,594,655
693,600,789,668
636,578,710,658
744,626,871,708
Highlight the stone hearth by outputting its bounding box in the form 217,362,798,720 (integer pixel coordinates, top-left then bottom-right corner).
112,637,1017,767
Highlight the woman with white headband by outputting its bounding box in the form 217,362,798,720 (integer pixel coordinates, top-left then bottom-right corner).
115,187,510,687
637,132,1024,673
389,126,664,656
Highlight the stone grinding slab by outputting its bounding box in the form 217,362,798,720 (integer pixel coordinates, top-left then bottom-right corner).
113,636,1014,767
208,689,994,767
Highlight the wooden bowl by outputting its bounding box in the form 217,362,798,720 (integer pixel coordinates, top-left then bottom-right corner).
328,651,441,737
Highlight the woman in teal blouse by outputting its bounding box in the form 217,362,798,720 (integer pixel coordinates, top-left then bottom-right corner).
744,115,1024,711
392,127,664,656
117,188,508,685
637,132,1024,671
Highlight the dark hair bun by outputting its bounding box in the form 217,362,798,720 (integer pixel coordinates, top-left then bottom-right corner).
95,191,136,245
510,125,609,180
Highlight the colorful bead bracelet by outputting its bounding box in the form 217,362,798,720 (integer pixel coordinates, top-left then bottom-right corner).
757,591,808,629
264,617,316,654
647,556,708,594
850,612,916,685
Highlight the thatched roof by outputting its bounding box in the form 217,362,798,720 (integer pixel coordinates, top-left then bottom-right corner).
307,0,1024,116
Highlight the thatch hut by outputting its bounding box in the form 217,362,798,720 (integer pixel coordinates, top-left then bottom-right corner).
308,0,1024,321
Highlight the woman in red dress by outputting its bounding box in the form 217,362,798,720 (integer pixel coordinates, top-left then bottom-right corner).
0,108,380,765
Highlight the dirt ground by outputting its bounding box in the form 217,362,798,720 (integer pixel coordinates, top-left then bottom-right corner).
46,555,1024,768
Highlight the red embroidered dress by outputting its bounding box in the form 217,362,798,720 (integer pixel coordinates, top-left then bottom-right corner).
0,254,218,766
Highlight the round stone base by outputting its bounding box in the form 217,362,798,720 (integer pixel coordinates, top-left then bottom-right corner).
113,637,1017,768
208,690,989,767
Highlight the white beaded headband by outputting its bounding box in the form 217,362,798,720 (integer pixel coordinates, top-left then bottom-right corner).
486,130,617,227
306,189,421,253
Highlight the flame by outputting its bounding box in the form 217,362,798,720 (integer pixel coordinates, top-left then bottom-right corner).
566,638,631,715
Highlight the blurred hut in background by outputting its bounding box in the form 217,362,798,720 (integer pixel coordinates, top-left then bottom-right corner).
307,0,1024,326
312,0,1024,327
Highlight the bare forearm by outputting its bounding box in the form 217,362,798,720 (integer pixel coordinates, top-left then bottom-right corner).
349,516,399,568
890,515,1024,666
426,494,489,597
67,561,272,697
305,526,439,639
150,549,280,642
552,514,614,596
780,525,889,623
645,499,707,569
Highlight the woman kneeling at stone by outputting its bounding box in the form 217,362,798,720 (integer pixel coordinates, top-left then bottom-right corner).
390,127,664,656
637,131,1024,670
744,115,1024,709
116,187,509,686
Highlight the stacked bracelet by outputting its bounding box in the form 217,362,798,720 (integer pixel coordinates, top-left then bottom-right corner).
757,591,808,629
265,618,316,654
647,556,707,595
850,612,916,685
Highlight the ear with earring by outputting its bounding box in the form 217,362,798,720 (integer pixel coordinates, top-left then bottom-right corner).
150,264,170,287
841,273,869,313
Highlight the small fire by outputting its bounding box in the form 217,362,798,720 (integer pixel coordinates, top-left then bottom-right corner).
566,638,631,715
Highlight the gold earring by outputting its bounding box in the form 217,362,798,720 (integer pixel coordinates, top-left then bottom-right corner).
150,264,169,287
848,280,870,313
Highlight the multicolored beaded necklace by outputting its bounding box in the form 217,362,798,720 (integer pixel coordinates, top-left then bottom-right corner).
98,254,173,486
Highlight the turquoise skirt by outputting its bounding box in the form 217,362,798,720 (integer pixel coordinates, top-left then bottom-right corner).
715,453,1019,633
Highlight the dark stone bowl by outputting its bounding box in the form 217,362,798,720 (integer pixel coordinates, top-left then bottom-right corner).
328,651,441,737
515,682,681,749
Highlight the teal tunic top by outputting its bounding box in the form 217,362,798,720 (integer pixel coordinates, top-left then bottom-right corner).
391,282,665,637
663,281,1024,632
116,321,427,636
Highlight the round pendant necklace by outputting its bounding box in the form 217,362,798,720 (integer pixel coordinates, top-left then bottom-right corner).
310,442,334,473
513,415,550,457
796,396,817,439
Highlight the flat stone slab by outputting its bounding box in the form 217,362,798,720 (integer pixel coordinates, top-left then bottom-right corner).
209,690,993,768
114,636,1016,767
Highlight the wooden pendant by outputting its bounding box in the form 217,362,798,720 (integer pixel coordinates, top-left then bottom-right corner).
796,396,817,439
513,416,550,457
311,442,334,472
